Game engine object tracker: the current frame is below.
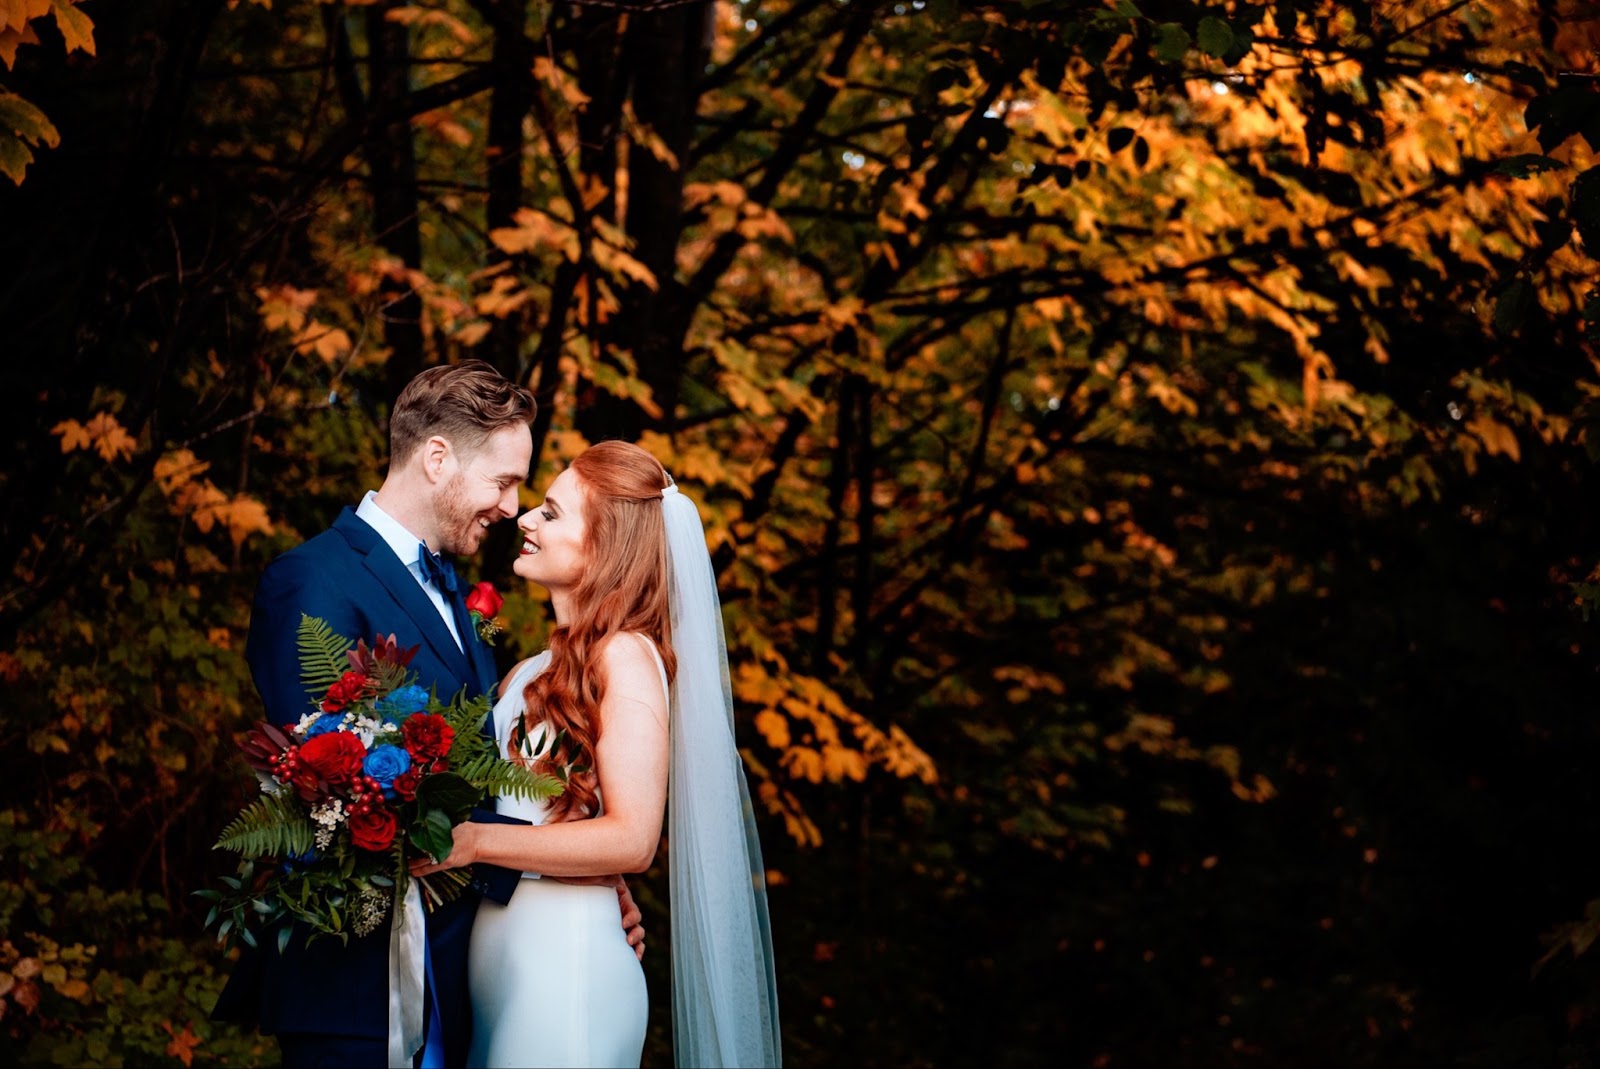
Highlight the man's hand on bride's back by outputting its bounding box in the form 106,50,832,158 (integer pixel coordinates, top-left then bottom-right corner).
546,873,645,960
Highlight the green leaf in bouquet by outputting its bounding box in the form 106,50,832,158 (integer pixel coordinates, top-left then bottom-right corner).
214,791,315,858
297,614,355,698
415,772,483,821
455,754,564,803
410,809,456,861
277,925,291,955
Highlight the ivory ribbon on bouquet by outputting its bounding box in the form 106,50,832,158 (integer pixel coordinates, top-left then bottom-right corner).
387,880,427,1068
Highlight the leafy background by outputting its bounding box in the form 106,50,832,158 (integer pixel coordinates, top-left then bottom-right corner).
3,0,1600,1066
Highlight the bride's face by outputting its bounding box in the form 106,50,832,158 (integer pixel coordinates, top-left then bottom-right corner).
513,467,589,590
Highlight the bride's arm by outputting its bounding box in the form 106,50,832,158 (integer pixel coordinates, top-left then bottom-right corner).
414,633,669,877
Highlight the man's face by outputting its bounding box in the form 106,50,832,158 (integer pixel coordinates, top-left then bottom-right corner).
432,423,533,556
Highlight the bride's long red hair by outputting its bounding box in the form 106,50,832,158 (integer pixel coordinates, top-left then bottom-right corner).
522,440,676,821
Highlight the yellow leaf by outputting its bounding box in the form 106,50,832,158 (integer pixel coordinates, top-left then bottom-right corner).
154,449,208,494
1465,412,1520,461
722,372,775,417
54,977,90,1002
546,429,591,464
590,240,658,289
256,285,316,333
51,418,89,453
82,411,136,462
533,56,591,110
49,0,92,56
214,495,273,546
294,320,352,362
780,746,824,784
753,709,790,748
488,207,579,261
821,745,868,782
453,321,491,346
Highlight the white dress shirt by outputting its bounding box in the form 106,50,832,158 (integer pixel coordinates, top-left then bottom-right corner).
355,491,464,651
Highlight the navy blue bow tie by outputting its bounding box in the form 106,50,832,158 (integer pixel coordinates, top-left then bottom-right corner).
419,544,458,594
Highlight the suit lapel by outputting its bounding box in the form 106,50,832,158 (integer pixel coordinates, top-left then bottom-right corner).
467,627,499,738
333,510,474,685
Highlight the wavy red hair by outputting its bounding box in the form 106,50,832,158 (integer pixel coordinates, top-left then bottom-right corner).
521,441,676,821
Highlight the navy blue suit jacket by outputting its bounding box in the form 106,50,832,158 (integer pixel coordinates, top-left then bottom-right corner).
213,508,513,1062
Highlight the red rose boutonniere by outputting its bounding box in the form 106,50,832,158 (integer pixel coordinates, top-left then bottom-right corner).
464,582,504,646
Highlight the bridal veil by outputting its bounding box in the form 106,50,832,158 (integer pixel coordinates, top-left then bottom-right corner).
660,479,782,1067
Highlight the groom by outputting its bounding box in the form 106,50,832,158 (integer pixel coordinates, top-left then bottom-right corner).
213,361,640,1067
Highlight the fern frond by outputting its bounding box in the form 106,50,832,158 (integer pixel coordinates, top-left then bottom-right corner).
298,614,354,697
215,790,315,859
456,753,564,803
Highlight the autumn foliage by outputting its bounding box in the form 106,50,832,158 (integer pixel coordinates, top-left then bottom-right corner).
2,1,1600,1065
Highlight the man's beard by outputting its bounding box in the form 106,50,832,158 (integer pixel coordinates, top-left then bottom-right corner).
436,473,490,556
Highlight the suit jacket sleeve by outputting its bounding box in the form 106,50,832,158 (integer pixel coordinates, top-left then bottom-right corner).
246,550,366,728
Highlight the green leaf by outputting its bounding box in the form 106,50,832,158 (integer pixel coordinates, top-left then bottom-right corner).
1197,17,1233,58
0,94,60,148
297,614,354,698
1152,23,1191,64
414,772,482,821
1221,26,1255,66
1493,154,1565,178
410,809,455,860
0,134,34,186
1493,278,1534,336
214,790,315,858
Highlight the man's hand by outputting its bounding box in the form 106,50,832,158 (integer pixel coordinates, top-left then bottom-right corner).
616,876,645,961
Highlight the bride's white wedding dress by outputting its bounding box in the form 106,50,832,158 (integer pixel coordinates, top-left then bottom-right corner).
467,647,667,1068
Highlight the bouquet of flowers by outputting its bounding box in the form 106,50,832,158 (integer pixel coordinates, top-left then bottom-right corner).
199,614,560,953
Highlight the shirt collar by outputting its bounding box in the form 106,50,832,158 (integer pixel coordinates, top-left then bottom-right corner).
355,491,429,575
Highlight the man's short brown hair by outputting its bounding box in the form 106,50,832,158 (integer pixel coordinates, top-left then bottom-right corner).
388,360,535,466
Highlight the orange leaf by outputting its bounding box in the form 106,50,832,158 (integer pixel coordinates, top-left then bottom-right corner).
50,418,89,453
49,0,92,56
162,1021,202,1069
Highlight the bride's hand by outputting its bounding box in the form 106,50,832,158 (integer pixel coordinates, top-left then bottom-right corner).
407,821,481,877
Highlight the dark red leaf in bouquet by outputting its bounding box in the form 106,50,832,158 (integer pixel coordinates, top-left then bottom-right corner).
239,722,293,772
372,633,420,668
292,767,330,804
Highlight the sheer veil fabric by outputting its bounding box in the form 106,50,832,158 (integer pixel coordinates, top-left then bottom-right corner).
661,480,783,1067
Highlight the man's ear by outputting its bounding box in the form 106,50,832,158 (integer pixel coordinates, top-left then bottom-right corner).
420,435,454,483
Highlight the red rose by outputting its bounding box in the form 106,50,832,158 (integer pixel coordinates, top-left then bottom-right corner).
299,730,366,784
403,714,455,762
464,582,503,619
322,670,369,712
348,806,398,853
392,768,421,802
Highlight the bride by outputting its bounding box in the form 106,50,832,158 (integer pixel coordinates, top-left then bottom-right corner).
409,440,781,1068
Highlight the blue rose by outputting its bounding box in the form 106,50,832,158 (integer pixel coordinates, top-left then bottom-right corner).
362,744,412,797
281,845,321,873
374,685,429,723
302,713,345,738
